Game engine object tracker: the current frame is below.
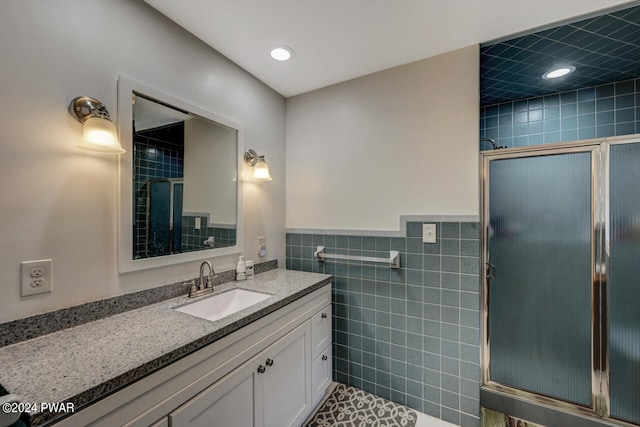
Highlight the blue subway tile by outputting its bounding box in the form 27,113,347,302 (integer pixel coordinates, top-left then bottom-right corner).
461,378,480,399
362,236,375,250
442,407,461,425
578,87,596,102
441,223,460,238
460,309,480,328
543,94,560,107
561,103,577,117
407,238,423,254
406,253,422,269
596,97,614,112
514,136,528,147
460,327,479,346
513,111,528,124
528,97,543,110
302,234,313,246
290,233,301,245
615,79,635,95
336,235,349,248
596,83,615,98
461,223,479,239
596,124,615,138
514,123,528,137
513,99,528,112
498,103,513,115
578,113,595,127
616,94,635,110
544,106,560,120
406,269,422,285
544,118,560,132
498,126,513,138
560,91,577,104
406,222,423,238
616,107,634,123
442,307,460,325
578,100,595,115
561,129,578,141
616,122,636,136
442,256,460,273
442,375,461,394
441,239,460,256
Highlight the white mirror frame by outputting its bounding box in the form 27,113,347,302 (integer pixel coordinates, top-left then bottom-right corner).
117,76,243,273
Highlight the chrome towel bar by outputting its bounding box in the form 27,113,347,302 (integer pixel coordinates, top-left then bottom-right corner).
313,246,400,269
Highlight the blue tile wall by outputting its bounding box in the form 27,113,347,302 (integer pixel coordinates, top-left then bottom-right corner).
181,216,236,251
480,78,640,150
133,122,184,258
286,222,481,427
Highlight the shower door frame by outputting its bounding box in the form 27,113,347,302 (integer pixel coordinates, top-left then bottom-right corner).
480,135,640,427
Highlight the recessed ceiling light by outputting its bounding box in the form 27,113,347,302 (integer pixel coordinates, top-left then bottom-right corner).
270,46,294,61
542,65,576,80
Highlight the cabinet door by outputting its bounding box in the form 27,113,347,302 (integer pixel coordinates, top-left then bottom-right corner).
169,356,261,427
261,321,311,427
311,345,332,406
311,304,331,360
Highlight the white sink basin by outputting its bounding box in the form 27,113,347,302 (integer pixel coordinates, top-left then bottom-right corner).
175,289,272,322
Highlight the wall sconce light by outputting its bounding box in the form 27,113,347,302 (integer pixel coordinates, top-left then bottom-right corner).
244,149,272,181
68,96,125,154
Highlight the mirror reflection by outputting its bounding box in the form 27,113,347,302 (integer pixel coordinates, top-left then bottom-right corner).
132,93,237,259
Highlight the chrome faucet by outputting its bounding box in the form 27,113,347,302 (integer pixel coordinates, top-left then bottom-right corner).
188,261,217,298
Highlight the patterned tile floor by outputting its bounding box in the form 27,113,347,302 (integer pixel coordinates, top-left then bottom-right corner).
305,383,459,427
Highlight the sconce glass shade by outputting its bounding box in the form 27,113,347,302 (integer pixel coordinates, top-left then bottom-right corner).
244,149,272,182
77,116,125,153
69,96,125,154
253,158,272,181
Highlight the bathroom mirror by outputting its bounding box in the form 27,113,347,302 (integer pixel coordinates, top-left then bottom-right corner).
118,76,243,272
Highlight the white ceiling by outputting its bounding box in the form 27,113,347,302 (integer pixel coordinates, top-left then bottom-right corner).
145,0,634,97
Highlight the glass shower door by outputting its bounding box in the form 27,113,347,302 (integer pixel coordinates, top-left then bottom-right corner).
486,150,594,406
609,141,640,425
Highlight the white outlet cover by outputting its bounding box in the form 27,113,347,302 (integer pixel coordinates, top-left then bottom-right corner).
20,259,53,296
422,224,437,244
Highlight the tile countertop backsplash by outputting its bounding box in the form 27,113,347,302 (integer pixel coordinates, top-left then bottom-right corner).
0,268,332,426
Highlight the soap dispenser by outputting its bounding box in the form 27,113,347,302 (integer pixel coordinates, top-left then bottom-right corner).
236,256,247,281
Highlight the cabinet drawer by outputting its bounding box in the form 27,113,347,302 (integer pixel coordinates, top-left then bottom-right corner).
311,345,332,407
311,304,332,360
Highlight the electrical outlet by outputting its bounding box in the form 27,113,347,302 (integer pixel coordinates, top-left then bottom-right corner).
30,267,45,277
257,236,266,257
21,259,53,296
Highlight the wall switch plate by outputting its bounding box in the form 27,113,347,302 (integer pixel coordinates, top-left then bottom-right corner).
21,259,53,296
422,224,437,243
194,217,201,230
257,236,266,257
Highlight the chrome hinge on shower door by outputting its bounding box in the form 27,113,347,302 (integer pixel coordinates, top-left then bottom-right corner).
486,262,496,279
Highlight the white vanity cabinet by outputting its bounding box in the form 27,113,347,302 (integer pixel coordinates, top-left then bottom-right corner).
58,283,332,427
310,304,332,406
169,321,311,427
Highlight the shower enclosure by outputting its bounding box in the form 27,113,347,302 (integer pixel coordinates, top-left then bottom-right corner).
481,136,640,427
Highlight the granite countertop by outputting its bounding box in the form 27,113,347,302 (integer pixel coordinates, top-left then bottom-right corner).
0,269,332,426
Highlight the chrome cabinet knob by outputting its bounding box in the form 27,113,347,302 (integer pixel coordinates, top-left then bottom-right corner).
322,355,328,361
265,358,274,367
321,313,327,319
257,365,266,374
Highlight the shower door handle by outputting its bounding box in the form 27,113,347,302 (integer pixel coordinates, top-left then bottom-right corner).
486,262,497,279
